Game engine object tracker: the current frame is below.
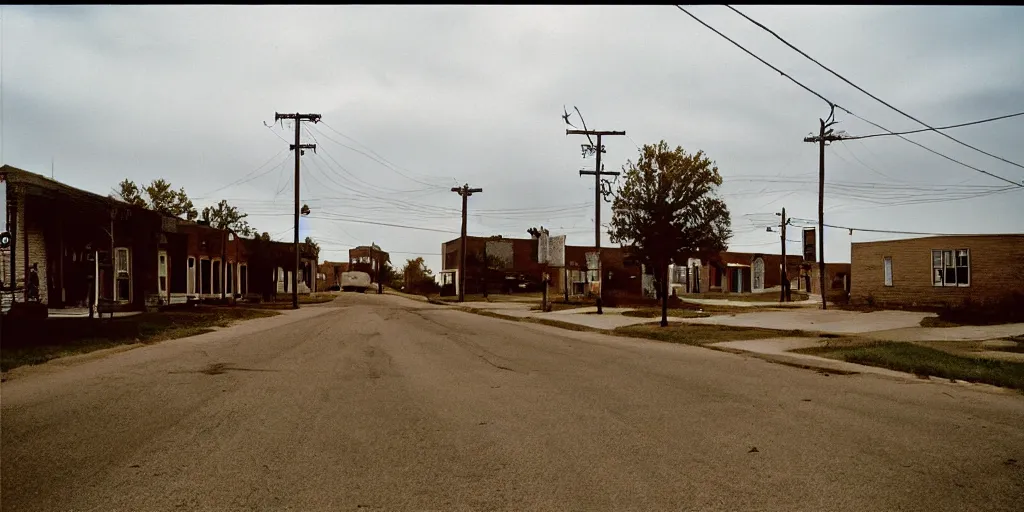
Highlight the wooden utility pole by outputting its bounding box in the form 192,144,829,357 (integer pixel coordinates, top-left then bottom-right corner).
777,207,791,303
803,107,842,310
274,112,320,310
451,184,482,303
567,128,625,315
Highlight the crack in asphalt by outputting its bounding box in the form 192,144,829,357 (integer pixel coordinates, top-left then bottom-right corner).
169,363,278,376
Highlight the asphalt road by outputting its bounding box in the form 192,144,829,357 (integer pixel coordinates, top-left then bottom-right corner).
3,293,1023,511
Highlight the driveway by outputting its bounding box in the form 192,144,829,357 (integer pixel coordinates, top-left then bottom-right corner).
3,293,1022,511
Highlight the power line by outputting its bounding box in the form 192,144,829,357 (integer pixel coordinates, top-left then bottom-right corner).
675,5,1023,188
195,150,290,199
725,5,1024,171
249,211,461,235
674,5,833,107
786,218,1016,237
840,112,1024,141
312,123,450,188
835,109,1022,187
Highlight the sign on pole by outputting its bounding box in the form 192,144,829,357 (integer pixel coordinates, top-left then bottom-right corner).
803,228,816,262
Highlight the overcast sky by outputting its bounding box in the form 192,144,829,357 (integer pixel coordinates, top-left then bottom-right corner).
3,5,1023,273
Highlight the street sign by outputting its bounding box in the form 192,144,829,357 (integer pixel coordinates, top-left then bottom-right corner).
803,228,816,262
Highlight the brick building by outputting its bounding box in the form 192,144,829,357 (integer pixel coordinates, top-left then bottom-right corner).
439,232,644,298
318,260,350,290
348,245,389,279
1,165,317,316
850,234,1024,308
797,262,852,301
669,251,803,295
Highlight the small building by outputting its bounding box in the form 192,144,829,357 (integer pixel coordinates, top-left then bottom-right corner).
671,251,803,295
2,165,170,313
796,261,852,301
318,260,350,290
348,245,389,279
850,234,1024,308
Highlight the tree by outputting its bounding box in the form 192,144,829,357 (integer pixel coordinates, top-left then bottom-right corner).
117,179,147,208
201,199,255,237
303,236,320,261
402,257,439,295
116,178,198,220
379,262,403,288
609,140,732,327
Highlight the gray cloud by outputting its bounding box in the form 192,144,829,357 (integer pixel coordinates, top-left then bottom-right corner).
3,5,1022,271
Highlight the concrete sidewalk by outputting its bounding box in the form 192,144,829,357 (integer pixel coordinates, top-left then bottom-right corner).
865,323,1024,342
678,296,819,308
675,308,933,334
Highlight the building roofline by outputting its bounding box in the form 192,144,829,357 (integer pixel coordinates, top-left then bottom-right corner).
852,233,1024,245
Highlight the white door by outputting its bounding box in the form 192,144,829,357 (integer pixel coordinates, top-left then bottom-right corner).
186,257,196,295
752,258,765,292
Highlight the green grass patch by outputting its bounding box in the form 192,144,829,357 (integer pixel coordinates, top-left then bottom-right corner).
621,308,711,319
614,323,812,346
796,341,1024,391
1,307,279,372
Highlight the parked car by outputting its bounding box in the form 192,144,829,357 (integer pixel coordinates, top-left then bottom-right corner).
340,271,372,293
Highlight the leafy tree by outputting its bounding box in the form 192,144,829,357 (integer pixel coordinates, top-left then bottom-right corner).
201,199,255,237
609,140,732,326
379,262,403,288
116,178,198,220
303,236,320,261
117,179,147,208
402,257,439,295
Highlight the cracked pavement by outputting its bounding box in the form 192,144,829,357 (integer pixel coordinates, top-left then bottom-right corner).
2,293,1022,511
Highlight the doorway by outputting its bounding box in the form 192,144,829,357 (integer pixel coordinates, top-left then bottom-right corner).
752,257,765,292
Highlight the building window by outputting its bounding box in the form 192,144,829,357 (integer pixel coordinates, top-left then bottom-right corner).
158,251,168,294
932,249,969,287
115,247,131,302
200,259,211,295
213,260,222,294
883,257,893,287
187,257,196,295
239,264,248,295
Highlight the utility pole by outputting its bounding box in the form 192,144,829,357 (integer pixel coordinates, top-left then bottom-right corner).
451,184,482,303
803,107,842,310
567,128,625,315
776,207,792,303
274,112,320,310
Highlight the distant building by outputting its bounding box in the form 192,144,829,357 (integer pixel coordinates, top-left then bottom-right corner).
318,260,350,290
439,230,644,298
348,245,389,279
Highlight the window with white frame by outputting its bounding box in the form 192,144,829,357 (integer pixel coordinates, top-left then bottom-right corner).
115,247,131,302
932,249,970,287
883,257,893,287
157,251,168,294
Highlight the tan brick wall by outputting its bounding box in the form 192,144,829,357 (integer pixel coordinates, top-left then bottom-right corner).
10,192,49,305
851,235,1024,308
